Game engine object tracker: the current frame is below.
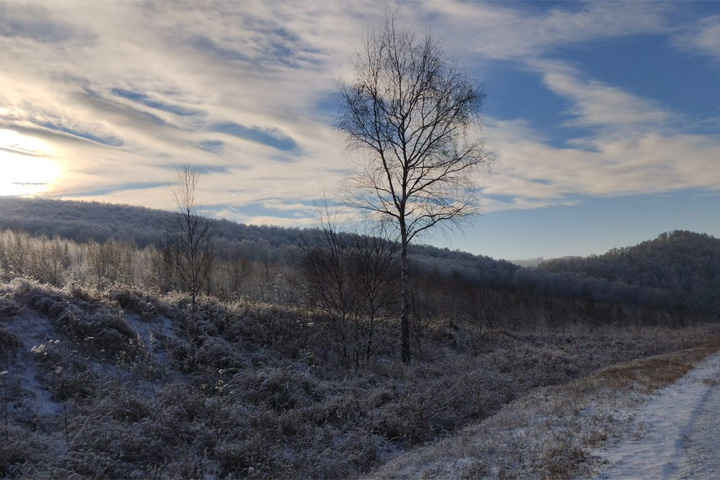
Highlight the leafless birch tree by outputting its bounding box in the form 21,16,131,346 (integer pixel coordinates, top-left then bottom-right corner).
165,164,214,315
337,15,492,364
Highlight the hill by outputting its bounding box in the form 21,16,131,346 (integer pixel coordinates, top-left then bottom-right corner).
537,231,720,314
0,197,519,287
0,196,305,251
0,198,718,317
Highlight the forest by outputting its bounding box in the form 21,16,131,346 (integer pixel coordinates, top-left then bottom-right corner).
0,197,718,322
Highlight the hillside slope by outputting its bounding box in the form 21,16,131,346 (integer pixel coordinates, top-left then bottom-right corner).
0,198,718,316
0,197,519,285
539,231,720,313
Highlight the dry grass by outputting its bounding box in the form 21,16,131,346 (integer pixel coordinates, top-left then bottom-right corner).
593,338,720,394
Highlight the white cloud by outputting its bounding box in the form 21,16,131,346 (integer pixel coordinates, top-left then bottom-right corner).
674,14,720,62
422,0,670,60
480,118,720,213
531,60,673,129
0,0,364,221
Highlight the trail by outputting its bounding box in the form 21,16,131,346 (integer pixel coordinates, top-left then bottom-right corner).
593,353,720,480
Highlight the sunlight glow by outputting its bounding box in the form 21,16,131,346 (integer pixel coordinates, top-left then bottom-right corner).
0,129,59,196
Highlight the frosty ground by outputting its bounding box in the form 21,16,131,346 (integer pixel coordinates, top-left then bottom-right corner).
371,339,720,479
593,352,720,480
1,278,720,478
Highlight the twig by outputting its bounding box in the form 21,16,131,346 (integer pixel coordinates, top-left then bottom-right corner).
63,403,70,443
0,371,8,426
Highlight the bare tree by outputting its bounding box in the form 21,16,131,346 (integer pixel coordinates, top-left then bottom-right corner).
87,239,135,287
164,165,214,315
300,207,397,367
337,14,492,364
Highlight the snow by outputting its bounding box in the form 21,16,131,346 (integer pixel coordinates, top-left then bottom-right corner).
3,312,64,417
593,352,720,479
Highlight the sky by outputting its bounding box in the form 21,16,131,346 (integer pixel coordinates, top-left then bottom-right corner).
1,0,719,261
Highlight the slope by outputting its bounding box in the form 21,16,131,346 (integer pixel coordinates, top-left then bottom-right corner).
0,197,519,286
539,231,720,313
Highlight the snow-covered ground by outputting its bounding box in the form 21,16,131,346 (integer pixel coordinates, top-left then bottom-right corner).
593,353,720,479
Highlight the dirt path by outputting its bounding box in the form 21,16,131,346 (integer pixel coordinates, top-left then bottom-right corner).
593,353,720,479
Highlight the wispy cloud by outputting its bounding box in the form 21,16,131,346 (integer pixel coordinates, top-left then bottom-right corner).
63,181,168,198
422,0,670,60
111,88,207,118
0,96,125,147
193,140,225,155
532,60,673,129
674,14,720,62
480,118,720,213
211,122,297,152
0,2,87,43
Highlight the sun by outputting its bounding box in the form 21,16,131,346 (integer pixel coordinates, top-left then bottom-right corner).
0,129,60,196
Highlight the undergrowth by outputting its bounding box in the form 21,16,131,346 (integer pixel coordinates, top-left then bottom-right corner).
0,278,717,479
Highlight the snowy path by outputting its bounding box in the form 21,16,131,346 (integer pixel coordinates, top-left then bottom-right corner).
593,353,720,480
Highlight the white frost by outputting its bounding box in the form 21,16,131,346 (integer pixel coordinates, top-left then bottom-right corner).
593,352,720,479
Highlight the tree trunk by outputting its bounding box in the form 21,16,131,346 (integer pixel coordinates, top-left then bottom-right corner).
400,228,410,365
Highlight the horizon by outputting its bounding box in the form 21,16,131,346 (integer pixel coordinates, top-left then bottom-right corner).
1,195,716,264
1,1,719,259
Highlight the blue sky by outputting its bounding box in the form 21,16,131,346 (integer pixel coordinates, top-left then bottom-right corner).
0,1,719,260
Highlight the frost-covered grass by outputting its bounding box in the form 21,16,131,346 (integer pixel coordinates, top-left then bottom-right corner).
0,278,718,479
369,339,720,479
592,351,720,479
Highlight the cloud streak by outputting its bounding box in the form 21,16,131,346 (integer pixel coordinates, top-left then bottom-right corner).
532,60,673,129
111,88,207,118
211,122,297,152
675,14,720,63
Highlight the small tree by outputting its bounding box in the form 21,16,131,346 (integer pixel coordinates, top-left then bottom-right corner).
164,165,214,315
87,239,135,287
338,14,492,364
300,208,397,367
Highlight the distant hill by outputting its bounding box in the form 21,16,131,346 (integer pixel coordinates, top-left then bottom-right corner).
508,257,546,268
537,231,720,314
0,197,519,287
1,198,717,315
0,197,302,249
